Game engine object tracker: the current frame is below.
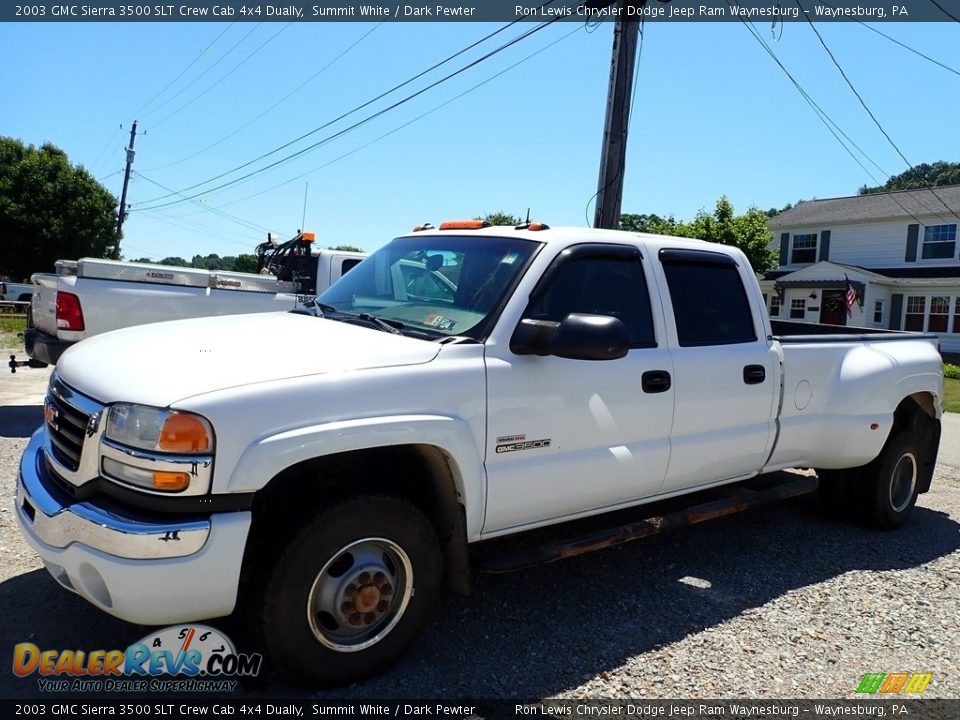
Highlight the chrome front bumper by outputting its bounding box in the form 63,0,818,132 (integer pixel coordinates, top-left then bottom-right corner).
15,429,252,624
17,429,209,559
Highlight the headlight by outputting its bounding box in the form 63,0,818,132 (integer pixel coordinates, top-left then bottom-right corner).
105,404,213,453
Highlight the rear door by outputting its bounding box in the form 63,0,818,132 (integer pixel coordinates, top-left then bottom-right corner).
653,248,779,493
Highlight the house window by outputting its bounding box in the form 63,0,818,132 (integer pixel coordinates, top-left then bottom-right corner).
791,234,817,264
770,295,781,317
921,224,957,259
929,296,950,332
790,298,806,319
905,296,926,331
873,300,883,324
954,298,960,334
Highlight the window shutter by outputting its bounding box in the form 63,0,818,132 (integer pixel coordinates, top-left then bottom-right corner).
904,224,919,262
818,230,831,261
779,233,789,266
889,293,903,330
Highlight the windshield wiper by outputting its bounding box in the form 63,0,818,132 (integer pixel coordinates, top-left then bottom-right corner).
358,313,403,334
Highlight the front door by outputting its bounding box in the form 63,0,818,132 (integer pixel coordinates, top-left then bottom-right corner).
483,244,675,535
820,290,847,325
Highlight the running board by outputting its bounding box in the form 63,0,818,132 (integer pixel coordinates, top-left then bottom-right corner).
472,474,818,573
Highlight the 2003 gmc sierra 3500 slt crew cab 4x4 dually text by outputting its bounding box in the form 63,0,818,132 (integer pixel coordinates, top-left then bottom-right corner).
15,223,943,686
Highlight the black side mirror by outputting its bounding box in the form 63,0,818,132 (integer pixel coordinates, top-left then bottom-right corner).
511,313,629,361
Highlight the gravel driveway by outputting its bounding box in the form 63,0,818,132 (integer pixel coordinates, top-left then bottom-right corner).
1,358,958,700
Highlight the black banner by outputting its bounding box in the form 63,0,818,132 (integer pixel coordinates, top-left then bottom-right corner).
1,699,958,719
1,0,955,23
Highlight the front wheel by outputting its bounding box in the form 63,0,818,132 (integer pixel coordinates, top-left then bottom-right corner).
260,495,441,686
861,432,921,530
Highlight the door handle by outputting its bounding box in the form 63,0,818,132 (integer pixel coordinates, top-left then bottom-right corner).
743,365,766,384
641,370,671,393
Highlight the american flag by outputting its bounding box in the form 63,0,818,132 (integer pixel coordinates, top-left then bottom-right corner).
844,275,858,317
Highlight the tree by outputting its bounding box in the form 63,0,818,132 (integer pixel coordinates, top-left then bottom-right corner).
233,253,259,273
0,136,121,279
859,161,960,195
479,212,522,226
620,213,685,235
328,244,364,253
621,196,777,273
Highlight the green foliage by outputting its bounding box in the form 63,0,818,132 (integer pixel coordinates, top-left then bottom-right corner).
859,161,960,195
233,253,259,273
0,136,121,278
479,212,523,226
621,197,777,273
944,378,960,414
328,245,364,253
159,256,190,267
944,363,960,381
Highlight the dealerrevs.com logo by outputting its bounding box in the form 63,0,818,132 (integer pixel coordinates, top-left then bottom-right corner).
13,625,262,693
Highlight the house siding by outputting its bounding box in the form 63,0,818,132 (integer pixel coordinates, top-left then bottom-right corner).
767,218,960,272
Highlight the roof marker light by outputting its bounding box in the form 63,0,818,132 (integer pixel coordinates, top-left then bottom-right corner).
439,220,490,230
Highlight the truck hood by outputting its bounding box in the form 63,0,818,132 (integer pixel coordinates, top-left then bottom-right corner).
56,312,442,407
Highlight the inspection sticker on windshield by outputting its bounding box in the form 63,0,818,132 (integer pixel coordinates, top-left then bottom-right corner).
424,314,456,331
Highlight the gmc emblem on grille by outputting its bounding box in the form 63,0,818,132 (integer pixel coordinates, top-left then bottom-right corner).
86,411,101,438
43,399,58,431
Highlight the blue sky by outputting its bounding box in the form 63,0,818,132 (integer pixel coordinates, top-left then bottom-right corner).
2,19,959,261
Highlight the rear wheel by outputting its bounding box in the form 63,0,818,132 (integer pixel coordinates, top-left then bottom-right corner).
260,495,441,686
861,432,920,530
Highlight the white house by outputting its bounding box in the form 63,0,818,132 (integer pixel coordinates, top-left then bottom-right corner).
762,184,960,352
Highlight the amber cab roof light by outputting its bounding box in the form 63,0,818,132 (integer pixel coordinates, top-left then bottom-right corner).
514,221,550,231
301,231,316,242
439,219,491,231
412,223,435,232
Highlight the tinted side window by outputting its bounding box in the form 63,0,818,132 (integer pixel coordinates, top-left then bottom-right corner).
340,258,363,276
661,259,757,346
526,256,656,348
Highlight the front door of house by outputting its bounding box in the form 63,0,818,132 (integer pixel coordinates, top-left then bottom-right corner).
820,290,847,325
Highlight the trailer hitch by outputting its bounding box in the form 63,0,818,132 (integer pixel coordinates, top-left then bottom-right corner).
8,355,46,373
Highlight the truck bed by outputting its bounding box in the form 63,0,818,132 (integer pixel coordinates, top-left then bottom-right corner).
771,319,939,344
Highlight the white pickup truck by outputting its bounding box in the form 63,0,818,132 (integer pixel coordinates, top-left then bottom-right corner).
23,245,365,364
0,278,33,302
15,223,943,686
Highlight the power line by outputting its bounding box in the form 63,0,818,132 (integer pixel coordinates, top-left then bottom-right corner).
856,22,960,79
928,0,960,23
127,23,236,121
135,173,277,236
151,22,293,129
144,23,383,172
796,1,960,223
215,22,585,210
138,210,263,247
137,17,563,211
139,24,261,121
731,12,943,229
136,11,553,206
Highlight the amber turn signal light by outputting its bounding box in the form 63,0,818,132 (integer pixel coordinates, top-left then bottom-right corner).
153,471,191,492
159,413,212,452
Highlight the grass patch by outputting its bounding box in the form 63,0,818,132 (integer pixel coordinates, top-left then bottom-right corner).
0,315,26,349
945,378,960,414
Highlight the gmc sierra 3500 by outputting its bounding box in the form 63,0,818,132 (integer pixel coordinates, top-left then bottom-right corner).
15,222,943,686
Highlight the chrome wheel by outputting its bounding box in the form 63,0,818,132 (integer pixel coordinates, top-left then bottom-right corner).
306,537,413,652
889,452,917,513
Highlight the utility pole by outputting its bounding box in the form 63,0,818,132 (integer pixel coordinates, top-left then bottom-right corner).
593,2,643,230
116,120,139,241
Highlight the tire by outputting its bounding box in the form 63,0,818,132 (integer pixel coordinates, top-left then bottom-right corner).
860,431,921,530
260,495,442,686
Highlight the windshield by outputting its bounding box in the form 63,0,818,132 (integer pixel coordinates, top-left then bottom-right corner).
317,234,540,339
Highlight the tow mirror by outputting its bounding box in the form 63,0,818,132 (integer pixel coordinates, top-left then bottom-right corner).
511,313,628,361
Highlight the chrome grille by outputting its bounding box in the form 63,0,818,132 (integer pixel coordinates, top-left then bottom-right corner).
46,389,90,472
